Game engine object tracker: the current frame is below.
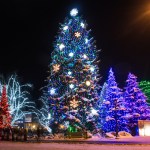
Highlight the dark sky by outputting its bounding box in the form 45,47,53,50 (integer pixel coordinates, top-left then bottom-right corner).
0,0,150,100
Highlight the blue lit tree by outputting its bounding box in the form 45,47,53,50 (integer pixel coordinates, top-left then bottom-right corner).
48,9,100,133
99,68,127,135
124,73,150,135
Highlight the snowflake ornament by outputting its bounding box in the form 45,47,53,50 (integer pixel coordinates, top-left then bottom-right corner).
69,84,74,89
70,98,78,109
50,88,56,95
59,43,65,50
74,32,81,38
63,26,68,31
53,64,60,72
80,22,85,28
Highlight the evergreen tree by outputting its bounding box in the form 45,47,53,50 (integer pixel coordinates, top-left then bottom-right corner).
124,73,150,135
100,68,127,134
139,81,150,105
97,82,107,129
0,85,11,129
37,89,52,133
48,8,100,133
99,82,108,104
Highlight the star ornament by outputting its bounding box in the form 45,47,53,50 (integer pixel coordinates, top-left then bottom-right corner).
70,8,78,17
74,32,81,38
70,98,78,109
53,64,60,72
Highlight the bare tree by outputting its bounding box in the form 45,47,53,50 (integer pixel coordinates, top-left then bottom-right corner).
0,74,35,126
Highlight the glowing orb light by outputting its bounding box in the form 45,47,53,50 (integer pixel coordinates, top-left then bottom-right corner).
86,81,91,86
68,71,72,75
83,54,87,59
69,52,74,57
90,67,94,72
85,38,88,44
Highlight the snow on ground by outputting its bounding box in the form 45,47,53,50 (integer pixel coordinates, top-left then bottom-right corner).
104,131,132,138
88,135,150,143
27,135,150,144
0,142,150,150
1,136,150,150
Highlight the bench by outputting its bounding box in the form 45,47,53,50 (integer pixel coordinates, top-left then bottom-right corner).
66,131,87,139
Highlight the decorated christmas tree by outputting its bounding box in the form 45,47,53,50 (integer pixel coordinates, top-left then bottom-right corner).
48,8,100,133
0,85,11,129
124,73,150,135
99,68,127,135
139,80,150,105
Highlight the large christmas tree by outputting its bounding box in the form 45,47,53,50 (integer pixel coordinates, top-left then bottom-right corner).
124,73,150,135
99,68,127,134
0,85,11,129
48,8,100,133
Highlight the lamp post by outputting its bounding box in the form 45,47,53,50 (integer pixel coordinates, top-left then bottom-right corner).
114,99,119,139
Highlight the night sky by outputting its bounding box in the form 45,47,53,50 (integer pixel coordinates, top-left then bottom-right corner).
0,0,150,100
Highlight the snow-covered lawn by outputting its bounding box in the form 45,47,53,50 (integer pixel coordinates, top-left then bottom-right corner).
0,142,150,150
87,135,150,144
25,135,150,145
